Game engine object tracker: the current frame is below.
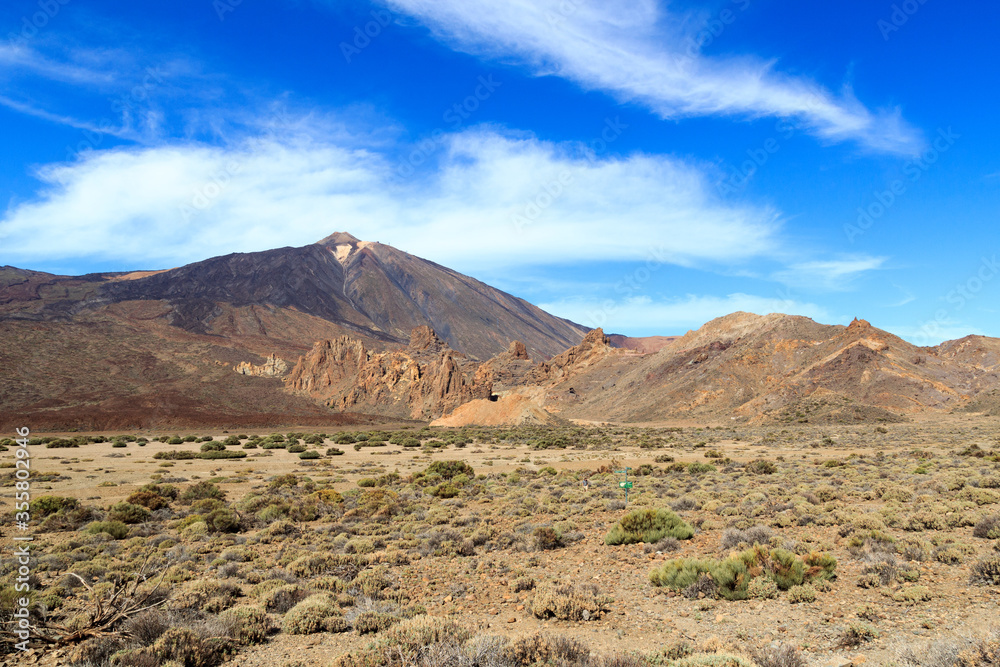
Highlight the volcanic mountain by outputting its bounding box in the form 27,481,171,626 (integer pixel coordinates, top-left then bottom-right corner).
0,233,586,429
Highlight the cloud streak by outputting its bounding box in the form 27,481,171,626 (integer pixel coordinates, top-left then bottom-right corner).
379,0,923,155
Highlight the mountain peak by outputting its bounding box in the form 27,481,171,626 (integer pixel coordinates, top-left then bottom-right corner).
316,231,361,246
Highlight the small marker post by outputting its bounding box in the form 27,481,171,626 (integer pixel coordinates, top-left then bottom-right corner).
614,467,633,504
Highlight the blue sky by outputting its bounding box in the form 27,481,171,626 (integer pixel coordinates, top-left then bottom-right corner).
1,0,997,344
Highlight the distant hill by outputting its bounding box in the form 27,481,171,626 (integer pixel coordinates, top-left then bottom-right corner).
529,314,1000,424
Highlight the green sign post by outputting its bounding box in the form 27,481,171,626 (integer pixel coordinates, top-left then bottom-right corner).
614,467,633,505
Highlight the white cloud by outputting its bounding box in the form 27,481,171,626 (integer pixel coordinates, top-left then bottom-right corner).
0,124,782,273
772,255,887,291
379,0,923,155
538,292,833,333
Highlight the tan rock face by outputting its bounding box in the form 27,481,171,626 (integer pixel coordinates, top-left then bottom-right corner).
234,354,289,377
286,327,493,419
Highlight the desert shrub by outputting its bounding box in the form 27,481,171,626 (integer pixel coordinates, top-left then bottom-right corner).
283,594,344,634
180,481,225,504
747,576,778,600
746,459,777,475
970,556,1000,585
534,526,564,550
530,583,611,621
687,462,716,474
974,515,1000,539
126,490,169,511
425,460,475,480
842,622,880,646
428,483,459,498
381,615,474,664
354,611,399,635
200,441,225,452
327,447,345,456
787,584,816,603
205,508,241,533
83,521,129,539
128,627,234,667
287,444,307,453
645,537,682,553
153,450,197,460
171,579,243,613
605,508,694,545
751,644,806,667
299,450,321,460
651,547,834,601
892,585,932,604
508,633,591,666
220,605,273,644
124,610,169,645
262,584,309,613
107,502,151,525
720,525,773,551
682,572,718,600
31,495,79,518
511,576,536,593
199,450,247,460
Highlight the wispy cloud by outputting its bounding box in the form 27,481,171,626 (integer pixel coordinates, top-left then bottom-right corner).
0,122,782,273
378,0,923,155
538,292,833,333
772,255,887,291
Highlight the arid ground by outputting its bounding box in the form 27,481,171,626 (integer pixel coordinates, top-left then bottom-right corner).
3,415,1000,667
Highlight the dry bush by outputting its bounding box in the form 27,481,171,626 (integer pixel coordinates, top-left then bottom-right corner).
970,556,1000,586
507,633,590,666
750,644,806,667
973,515,1000,539
283,594,346,634
529,583,611,621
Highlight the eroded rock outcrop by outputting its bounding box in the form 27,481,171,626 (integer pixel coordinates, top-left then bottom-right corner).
234,354,289,377
286,327,492,419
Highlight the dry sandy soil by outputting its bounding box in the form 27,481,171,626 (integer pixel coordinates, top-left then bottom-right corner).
3,414,1000,667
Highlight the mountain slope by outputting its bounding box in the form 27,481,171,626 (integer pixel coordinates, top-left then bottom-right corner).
0,233,587,429
527,314,1000,424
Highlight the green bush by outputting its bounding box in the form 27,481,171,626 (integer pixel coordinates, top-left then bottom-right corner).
153,450,197,460
299,450,321,460
180,481,225,504
205,508,241,533
200,441,226,452
687,462,716,474
605,509,694,545
650,546,836,602
425,460,474,480
327,447,345,456
107,502,151,524
31,495,79,518
287,444,307,453
198,450,247,460
84,521,130,539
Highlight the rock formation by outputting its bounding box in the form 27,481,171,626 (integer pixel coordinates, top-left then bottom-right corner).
234,354,289,377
